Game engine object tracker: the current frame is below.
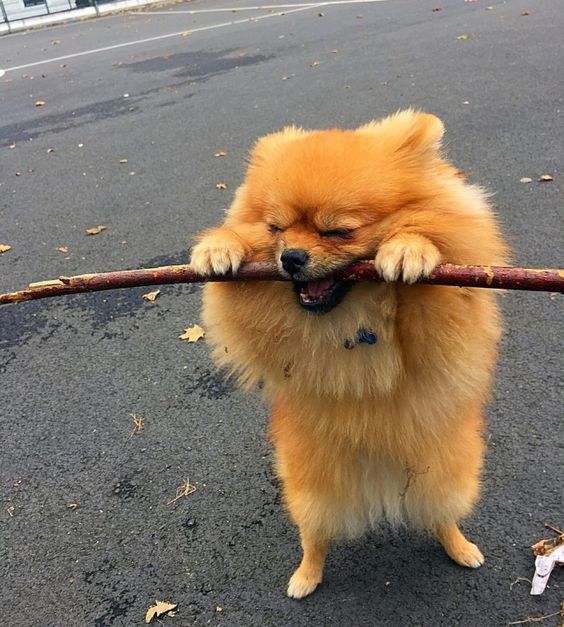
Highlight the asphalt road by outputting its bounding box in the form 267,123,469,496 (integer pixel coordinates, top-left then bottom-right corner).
0,1,562,625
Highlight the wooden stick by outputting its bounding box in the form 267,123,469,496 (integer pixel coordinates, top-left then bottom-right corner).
0,262,562,306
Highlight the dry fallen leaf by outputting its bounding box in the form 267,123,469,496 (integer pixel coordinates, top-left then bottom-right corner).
310,61,321,67
0,244,12,254
538,174,553,182
281,76,289,81
119,158,128,164
521,10,530,16
56,246,69,253
432,6,442,11
9,142,16,149
47,147,55,153
520,177,533,183
145,600,177,624
35,100,46,107
86,225,108,235
51,39,61,45
457,34,471,40
215,182,227,189
142,289,160,302
214,151,227,157
179,324,205,342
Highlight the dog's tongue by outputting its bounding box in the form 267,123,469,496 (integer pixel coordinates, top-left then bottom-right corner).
304,278,335,298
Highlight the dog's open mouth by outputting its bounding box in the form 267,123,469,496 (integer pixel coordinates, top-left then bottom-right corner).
293,278,352,314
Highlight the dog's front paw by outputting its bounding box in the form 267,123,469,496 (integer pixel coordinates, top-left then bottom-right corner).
287,567,322,599
190,229,246,276
374,233,441,284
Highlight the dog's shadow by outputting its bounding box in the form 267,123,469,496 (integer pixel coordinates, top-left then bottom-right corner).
306,526,483,602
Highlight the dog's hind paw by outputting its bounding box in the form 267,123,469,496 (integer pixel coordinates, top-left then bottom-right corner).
287,569,321,599
449,541,485,569
435,523,485,569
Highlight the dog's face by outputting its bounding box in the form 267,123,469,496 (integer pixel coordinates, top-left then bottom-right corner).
236,111,445,313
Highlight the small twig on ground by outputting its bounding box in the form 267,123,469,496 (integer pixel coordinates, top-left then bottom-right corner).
167,478,196,505
130,414,144,436
545,523,564,535
507,604,564,625
509,576,532,590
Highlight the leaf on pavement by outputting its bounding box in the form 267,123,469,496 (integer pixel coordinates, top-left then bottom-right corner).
456,34,471,40
214,151,227,157
86,225,108,235
215,182,227,189
179,324,205,342
142,289,160,302
56,246,69,253
119,158,128,164
145,600,177,624
520,177,533,183
538,174,553,182
0,244,12,254
34,100,46,107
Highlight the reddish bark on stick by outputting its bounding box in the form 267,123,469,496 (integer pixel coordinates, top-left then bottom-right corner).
0,262,562,306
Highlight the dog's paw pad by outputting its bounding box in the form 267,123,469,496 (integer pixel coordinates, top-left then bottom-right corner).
287,570,321,599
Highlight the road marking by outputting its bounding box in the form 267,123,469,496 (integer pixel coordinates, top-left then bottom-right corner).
1,0,387,74
145,0,388,15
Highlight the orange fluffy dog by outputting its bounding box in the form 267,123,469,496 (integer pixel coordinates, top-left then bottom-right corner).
191,110,509,598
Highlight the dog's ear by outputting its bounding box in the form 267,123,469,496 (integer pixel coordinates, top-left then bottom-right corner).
248,126,307,166
357,110,445,156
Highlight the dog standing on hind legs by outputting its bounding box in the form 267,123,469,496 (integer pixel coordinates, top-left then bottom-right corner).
191,110,509,598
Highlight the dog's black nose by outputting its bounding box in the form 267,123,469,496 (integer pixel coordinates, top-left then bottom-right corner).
281,249,309,275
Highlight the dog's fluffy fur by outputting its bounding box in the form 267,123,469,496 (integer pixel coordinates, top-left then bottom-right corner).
191,110,509,598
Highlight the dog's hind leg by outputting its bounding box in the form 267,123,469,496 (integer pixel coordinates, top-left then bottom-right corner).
434,522,484,568
287,527,329,599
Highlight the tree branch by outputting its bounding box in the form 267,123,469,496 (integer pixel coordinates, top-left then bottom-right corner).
0,262,562,306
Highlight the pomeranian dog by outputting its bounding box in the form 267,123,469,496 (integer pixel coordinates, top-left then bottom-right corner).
191,110,509,598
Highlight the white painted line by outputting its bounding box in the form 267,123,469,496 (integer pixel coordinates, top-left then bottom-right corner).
147,3,320,13
142,0,388,15
0,0,388,74
1,5,315,74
